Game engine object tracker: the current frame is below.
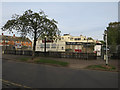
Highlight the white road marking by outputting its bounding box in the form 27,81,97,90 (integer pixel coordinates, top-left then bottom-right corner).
0,79,31,88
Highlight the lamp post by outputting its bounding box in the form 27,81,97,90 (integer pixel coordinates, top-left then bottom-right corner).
12,32,15,50
87,38,88,60
44,36,47,53
85,38,88,60
104,30,108,65
5,36,8,50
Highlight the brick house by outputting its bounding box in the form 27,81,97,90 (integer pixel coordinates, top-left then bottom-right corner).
0,33,32,50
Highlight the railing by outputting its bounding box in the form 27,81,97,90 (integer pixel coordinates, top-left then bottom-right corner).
111,53,120,59
4,50,32,56
4,50,97,60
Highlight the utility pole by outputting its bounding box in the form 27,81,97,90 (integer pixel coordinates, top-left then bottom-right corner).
104,30,108,65
106,32,108,65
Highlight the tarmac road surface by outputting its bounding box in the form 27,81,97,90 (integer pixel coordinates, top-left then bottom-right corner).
2,59,118,88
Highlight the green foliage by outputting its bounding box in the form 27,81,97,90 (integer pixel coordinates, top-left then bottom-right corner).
2,9,61,39
86,64,116,71
105,22,120,45
2,9,61,57
19,57,30,61
35,58,69,66
99,40,105,45
87,37,93,40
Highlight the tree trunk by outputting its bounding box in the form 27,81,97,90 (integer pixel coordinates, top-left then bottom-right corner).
32,29,37,59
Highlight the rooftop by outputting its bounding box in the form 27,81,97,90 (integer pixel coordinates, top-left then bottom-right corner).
0,34,31,42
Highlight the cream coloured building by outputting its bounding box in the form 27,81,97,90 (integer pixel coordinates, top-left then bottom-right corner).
35,40,66,52
35,34,98,53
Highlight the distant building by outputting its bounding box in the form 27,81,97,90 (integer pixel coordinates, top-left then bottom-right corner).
94,43,102,56
0,33,32,50
35,34,101,53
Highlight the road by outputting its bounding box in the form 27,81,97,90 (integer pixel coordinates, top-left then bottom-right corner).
2,59,118,88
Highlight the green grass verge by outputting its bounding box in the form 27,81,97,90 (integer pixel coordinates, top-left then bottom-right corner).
35,58,69,66
86,64,116,71
18,57,30,61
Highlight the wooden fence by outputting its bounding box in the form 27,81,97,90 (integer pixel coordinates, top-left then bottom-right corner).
4,50,97,60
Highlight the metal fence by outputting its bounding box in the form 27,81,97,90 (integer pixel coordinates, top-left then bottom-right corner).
4,50,97,60
4,50,33,56
101,45,120,59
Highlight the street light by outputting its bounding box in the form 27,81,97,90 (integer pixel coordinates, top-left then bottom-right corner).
104,30,108,65
44,35,47,53
5,36,8,50
86,38,88,60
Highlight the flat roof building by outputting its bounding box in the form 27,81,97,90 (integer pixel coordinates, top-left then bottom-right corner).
35,34,100,53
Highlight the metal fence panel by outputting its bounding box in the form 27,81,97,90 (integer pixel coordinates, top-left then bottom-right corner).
3,50,97,60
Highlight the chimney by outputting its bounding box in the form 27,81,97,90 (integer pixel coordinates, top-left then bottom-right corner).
2,33,3,35
13,34,15,37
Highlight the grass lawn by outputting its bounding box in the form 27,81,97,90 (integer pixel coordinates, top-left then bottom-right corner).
34,58,69,67
16,56,69,67
85,64,116,71
18,57,31,62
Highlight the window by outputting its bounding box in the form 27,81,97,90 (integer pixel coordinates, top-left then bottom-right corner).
74,38,81,40
51,44,56,48
5,40,9,42
62,47,64,50
28,41,30,44
75,38,78,40
40,44,44,48
38,40,40,43
46,44,50,48
70,45,72,49
70,38,73,40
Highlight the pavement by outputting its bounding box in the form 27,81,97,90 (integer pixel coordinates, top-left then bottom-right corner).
2,54,119,71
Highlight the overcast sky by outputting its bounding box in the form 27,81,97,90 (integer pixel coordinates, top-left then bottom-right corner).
1,2,118,40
